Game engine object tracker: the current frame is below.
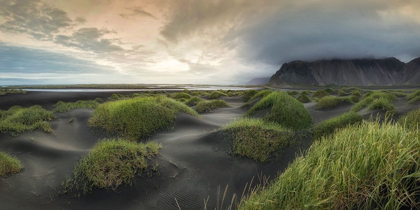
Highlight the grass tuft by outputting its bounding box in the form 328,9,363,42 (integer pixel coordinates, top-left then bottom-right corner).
351,91,396,112
316,96,353,109
172,92,192,100
195,99,229,113
313,112,363,139
89,96,199,140
223,118,293,162
398,108,420,129
242,89,258,102
209,91,228,99
406,90,420,104
247,90,273,102
241,121,420,209
63,139,161,195
0,105,54,135
185,96,204,107
296,94,311,103
247,92,312,130
54,100,100,113
0,152,22,176
312,89,330,99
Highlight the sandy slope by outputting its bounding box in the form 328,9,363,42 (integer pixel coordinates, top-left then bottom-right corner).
0,92,418,209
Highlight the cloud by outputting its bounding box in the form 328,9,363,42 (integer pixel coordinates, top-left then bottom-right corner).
0,42,115,74
0,0,73,40
120,6,156,19
159,0,420,68
54,28,124,53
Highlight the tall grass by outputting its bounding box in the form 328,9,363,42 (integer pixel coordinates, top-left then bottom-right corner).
406,90,420,104
313,112,363,139
195,100,230,113
0,151,22,176
53,100,100,113
241,121,420,209
89,96,199,140
62,139,161,195
223,118,292,162
398,108,420,129
0,105,54,135
316,96,353,109
351,91,396,112
247,92,312,130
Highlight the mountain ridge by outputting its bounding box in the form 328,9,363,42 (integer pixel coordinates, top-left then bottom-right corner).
269,57,420,86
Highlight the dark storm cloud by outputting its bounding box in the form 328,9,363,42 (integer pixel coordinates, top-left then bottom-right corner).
120,6,156,19
0,0,73,40
234,1,420,66
0,42,114,74
54,28,124,53
160,0,420,67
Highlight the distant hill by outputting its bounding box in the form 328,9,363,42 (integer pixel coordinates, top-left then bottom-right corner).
244,77,270,85
269,57,420,86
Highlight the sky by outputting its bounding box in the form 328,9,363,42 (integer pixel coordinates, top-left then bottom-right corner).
1,0,420,85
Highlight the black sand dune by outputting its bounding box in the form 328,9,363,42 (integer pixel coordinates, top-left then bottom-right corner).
305,102,355,123
0,93,312,210
1,91,418,209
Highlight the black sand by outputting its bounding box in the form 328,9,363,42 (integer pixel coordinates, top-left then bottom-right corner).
0,90,418,209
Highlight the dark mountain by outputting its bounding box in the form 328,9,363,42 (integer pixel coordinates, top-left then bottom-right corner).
244,77,270,85
269,57,420,86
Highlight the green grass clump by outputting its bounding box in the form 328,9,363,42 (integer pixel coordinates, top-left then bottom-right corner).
350,95,360,103
185,96,204,107
398,108,420,130
0,152,22,176
313,112,363,139
324,88,337,94
172,92,192,100
209,91,228,99
241,121,420,209
53,100,100,113
337,90,348,96
247,92,312,130
242,89,258,102
312,89,330,99
351,91,396,112
406,90,420,104
0,88,26,96
247,90,273,102
296,94,311,103
195,100,229,113
351,90,362,98
287,91,299,96
89,96,199,140
223,118,292,162
63,139,161,194
94,98,104,103
0,105,54,135
316,96,352,109
301,90,312,95
367,97,396,113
